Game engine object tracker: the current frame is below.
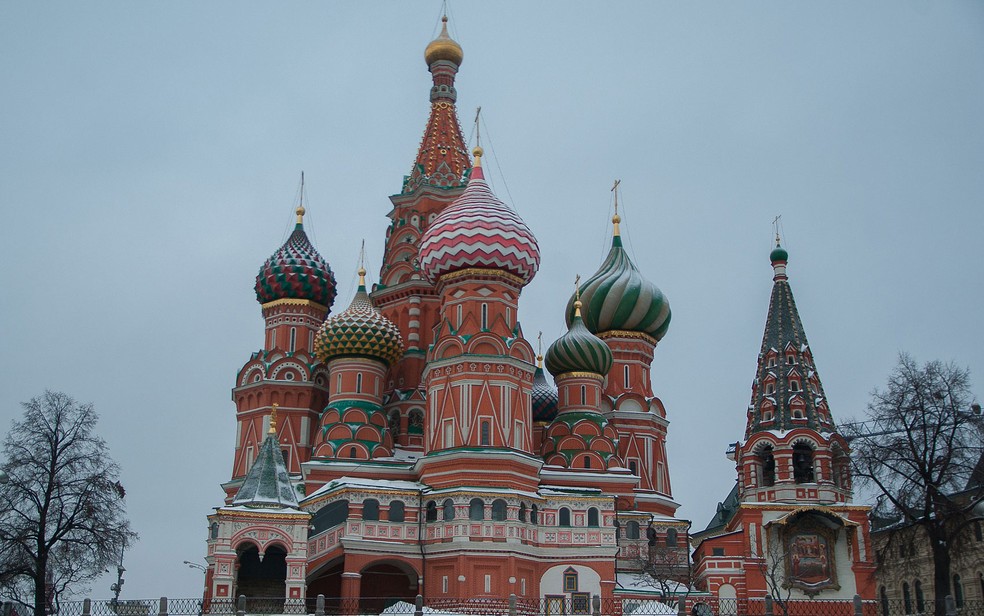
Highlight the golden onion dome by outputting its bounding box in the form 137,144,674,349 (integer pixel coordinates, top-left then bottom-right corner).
424,16,463,66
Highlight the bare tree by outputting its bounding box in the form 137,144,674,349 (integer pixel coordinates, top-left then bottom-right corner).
0,391,137,616
629,525,692,609
847,355,981,616
758,529,792,616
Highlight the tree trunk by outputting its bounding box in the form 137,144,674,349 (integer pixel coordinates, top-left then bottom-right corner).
930,526,951,616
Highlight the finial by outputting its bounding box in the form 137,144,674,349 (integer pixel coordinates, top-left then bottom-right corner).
296,172,306,225
573,275,583,318
358,240,367,287
611,179,622,237
772,214,782,247
269,403,278,435
537,331,543,367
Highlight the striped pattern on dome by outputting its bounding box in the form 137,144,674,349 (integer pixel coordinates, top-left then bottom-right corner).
418,170,539,286
314,286,404,366
568,236,670,340
256,225,337,308
545,313,613,377
531,365,559,422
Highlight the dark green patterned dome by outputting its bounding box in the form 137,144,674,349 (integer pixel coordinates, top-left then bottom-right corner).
531,361,559,422
546,303,613,377
314,273,404,367
567,232,670,341
255,209,337,308
770,243,788,263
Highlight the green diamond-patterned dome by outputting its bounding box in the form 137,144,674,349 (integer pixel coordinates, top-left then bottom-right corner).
314,276,404,367
546,303,613,377
567,232,670,341
255,212,337,307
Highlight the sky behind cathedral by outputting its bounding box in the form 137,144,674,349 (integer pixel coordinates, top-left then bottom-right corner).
1,0,982,601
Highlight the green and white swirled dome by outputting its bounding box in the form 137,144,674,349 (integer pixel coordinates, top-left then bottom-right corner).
546,301,614,377
566,215,670,341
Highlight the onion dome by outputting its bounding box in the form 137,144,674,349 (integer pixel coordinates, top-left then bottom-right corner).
567,213,670,340
531,355,559,422
425,16,463,66
546,300,614,377
770,243,788,263
418,148,540,286
255,206,337,308
314,268,405,366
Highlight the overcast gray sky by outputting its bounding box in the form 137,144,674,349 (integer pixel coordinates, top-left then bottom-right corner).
1,0,982,601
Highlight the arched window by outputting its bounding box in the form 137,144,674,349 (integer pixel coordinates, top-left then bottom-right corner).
443,499,455,521
559,507,571,527
388,500,405,523
587,507,599,527
793,443,815,483
356,373,363,394
624,365,630,388
388,410,401,437
580,385,586,405
480,420,491,446
626,521,640,539
518,503,527,523
348,446,357,459
666,528,679,547
914,580,925,613
289,327,296,352
210,522,219,540
765,383,775,395
584,456,591,469
470,498,485,521
362,499,380,521
760,445,776,487
530,505,538,525
492,499,507,522
903,582,912,615
879,586,890,616
311,499,349,534
954,574,964,608
481,303,488,329
426,501,437,522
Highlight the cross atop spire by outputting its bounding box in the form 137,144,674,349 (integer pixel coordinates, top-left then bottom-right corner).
611,180,622,237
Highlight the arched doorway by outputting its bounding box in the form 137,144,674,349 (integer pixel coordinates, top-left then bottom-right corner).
360,561,419,614
236,542,287,599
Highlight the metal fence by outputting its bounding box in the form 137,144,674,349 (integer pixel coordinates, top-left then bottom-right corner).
18,595,984,616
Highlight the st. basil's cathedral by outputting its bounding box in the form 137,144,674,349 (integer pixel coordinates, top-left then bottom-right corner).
201,16,876,613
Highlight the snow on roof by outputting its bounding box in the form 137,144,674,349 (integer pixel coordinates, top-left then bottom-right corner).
374,447,422,462
217,505,309,516
539,484,604,496
381,602,504,616
304,476,425,500
423,485,543,500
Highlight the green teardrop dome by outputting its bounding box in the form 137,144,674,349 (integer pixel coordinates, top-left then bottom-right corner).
770,243,789,263
545,305,613,377
567,234,671,341
314,276,405,367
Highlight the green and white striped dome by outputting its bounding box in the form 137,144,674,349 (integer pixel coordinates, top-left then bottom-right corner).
546,302,613,377
567,232,670,341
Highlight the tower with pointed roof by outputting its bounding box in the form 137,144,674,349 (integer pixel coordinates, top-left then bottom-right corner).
691,240,875,604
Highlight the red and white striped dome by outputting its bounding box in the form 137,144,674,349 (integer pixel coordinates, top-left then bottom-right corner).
418,151,540,286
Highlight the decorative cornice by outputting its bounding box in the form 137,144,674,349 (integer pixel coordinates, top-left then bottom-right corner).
437,267,526,287
597,330,659,346
262,298,329,311
554,371,606,382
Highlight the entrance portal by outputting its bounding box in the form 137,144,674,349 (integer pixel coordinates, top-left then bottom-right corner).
236,543,287,600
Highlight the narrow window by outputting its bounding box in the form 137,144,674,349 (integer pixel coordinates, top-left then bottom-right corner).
914,580,925,612
336,373,342,394
666,528,678,547
531,505,538,525
760,446,776,487
790,380,800,392
470,498,485,521
519,503,527,522
444,420,454,448
362,499,380,521
246,446,254,471
583,456,591,469
481,303,488,329
626,521,640,539
426,501,437,522
580,385,587,405
484,574,491,593
388,500,405,522
903,582,912,615
793,443,815,483
587,508,599,527
954,574,964,608
457,304,463,328
559,507,571,527
506,307,511,326
975,521,982,542
349,446,357,458
492,499,507,521
765,383,775,395
281,447,290,468
443,499,455,521
480,420,491,446
289,327,296,352
308,331,314,352
879,587,889,616
521,579,526,596
442,576,448,594
270,329,276,349
624,365,630,388
356,373,363,393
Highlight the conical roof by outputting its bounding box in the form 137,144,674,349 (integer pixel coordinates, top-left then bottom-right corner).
255,208,336,308
745,243,835,435
568,221,670,341
314,270,405,366
232,428,299,509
